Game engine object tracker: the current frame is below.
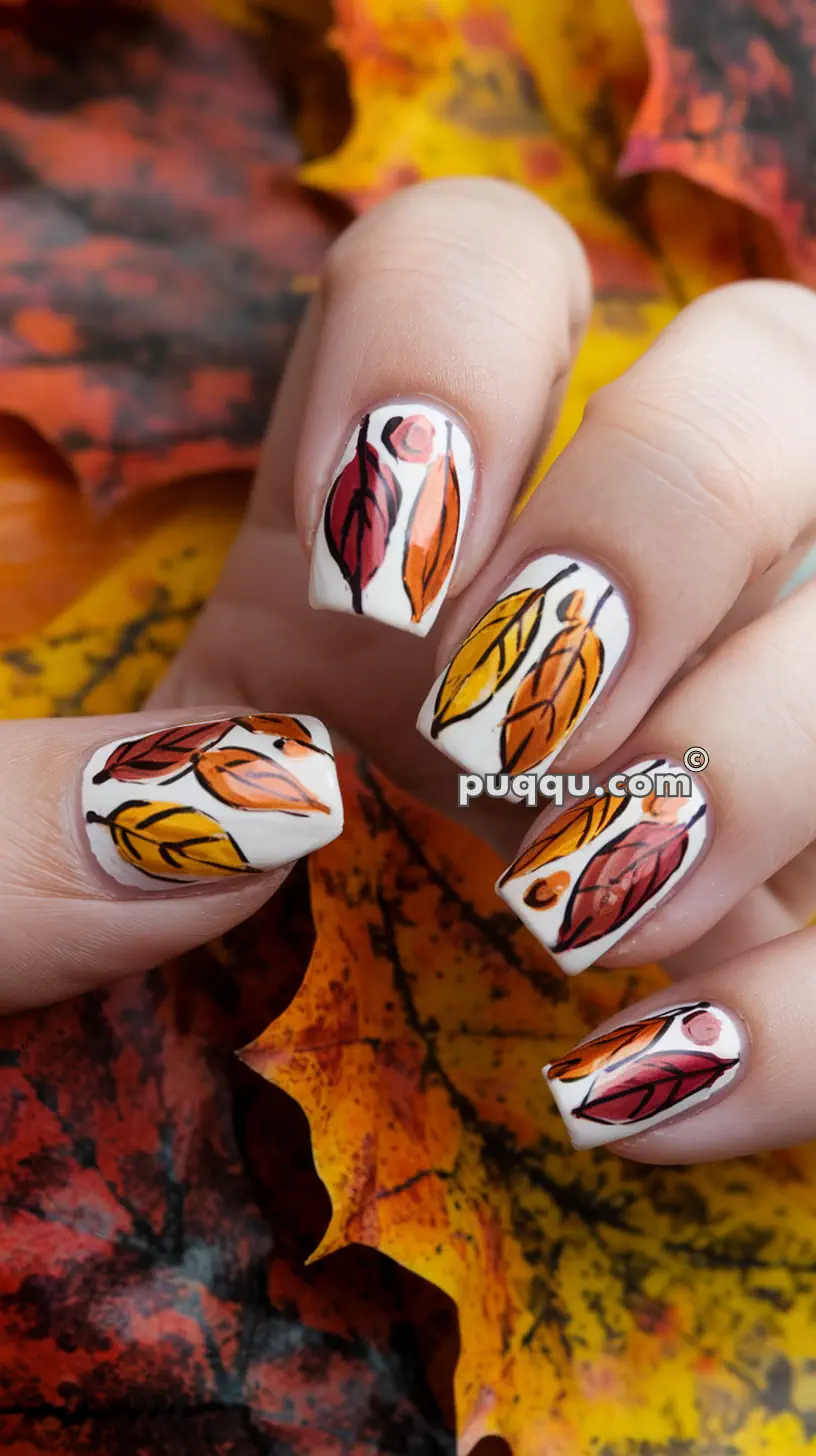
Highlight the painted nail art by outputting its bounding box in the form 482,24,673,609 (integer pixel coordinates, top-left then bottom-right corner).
83,715,343,890
544,1001,743,1149
417,553,629,781
308,401,476,635
497,758,709,974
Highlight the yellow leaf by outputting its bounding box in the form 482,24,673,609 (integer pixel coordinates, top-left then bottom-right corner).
86,800,255,880
499,790,627,884
431,586,545,735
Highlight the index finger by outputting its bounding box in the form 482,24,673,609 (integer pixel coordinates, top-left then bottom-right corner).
288,177,592,635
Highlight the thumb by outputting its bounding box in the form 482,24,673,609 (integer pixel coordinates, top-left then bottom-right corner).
1,708,342,1011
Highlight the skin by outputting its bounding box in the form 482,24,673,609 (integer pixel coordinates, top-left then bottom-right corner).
5,178,816,1162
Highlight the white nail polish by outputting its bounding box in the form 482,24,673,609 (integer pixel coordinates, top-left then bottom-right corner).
417,553,630,783
544,1000,744,1149
308,401,476,636
83,714,343,891
497,757,709,974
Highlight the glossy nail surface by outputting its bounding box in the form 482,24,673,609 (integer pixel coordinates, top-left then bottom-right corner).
544,1000,744,1149
497,758,709,974
417,553,629,779
83,715,343,890
309,401,476,635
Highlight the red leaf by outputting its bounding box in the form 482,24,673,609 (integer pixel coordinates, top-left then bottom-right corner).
382,413,435,463
575,1050,739,1126
555,807,705,952
92,720,231,784
324,414,401,612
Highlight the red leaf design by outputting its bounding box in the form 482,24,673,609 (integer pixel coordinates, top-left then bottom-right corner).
575,1050,739,1126
324,414,401,613
555,806,706,952
382,413,435,463
92,721,231,784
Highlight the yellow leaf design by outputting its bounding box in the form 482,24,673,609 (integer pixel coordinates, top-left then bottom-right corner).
499,790,627,885
431,587,547,736
86,800,256,880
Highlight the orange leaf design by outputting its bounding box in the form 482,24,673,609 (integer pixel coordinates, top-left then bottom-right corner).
499,789,627,885
522,870,570,909
237,714,331,757
402,422,460,622
501,586,610,774
546,1010,684,1083
194,747,331,813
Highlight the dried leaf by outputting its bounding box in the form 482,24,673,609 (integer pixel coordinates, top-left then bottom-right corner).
499,790,627,885
194,747,331,813
86,799,253,879
324,414,401,613
382,413,435,463
555,809,706,952
501,587,608,774
92,721,231,785
0,4,343,501
623,0,816,285
402,425,460,622
575,1049,739,1125
546,1009,685,1083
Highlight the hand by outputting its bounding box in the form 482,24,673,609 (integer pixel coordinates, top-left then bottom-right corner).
6,179,816,1166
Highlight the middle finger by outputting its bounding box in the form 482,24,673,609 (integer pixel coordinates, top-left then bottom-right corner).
419,279,816,789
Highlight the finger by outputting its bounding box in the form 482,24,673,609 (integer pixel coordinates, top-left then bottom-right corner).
295,177,591,636
498,568,816,973
540,925,816,1161
0,710,342,1011
419,279,816,786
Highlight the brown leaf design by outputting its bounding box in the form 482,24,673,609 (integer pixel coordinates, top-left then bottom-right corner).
324,414,401,613
499,790,627,887
402,421,460,622
501,586,612,774
92,721,231,785
574,1049,739,1126
545,1007,708,1084
194,747,331,814
236,714,331,757
554,805,707,953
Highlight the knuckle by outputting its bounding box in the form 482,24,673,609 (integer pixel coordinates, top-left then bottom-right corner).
585,386,781,566
320,179,590,349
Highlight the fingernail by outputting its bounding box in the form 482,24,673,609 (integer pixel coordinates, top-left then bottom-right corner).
496,757,709,974
83,714,343,891
417,553,630,779
544,1000,744,1149
308,401,476,636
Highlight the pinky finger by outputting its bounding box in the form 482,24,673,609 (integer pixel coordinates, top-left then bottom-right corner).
542,925,816,1161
